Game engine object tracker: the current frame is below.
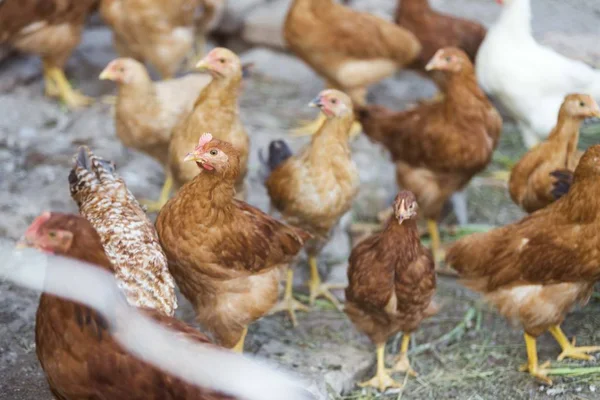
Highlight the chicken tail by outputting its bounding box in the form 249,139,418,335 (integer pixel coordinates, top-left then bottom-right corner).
550,169,573,200
258,139,293,182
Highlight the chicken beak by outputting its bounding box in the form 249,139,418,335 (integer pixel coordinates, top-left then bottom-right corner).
99,67,113,81
195,59,213,73
183,152,198,162
15,237,31,249
425,58,439,71
309,96,322,108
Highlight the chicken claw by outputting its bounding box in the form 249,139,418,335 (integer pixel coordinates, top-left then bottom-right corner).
308,257,343,311
549,326,600,361
43,63,92,109
522,333,553,385
359,344,403,392
269,269,309,327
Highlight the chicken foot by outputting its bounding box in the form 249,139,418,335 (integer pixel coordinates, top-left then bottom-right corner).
231,327,248,353
43,61,92,109
358,344,403,392
519,333,552,385
141,174,173,213
549,325,600,361
307,256,343,311
269,269,309,327
392,334,418,377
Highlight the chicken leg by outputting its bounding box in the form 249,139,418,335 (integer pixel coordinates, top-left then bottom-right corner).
231,327,248,353
392,334,418,376
519,333,552,385
269,268,309,327
358,344,403,392
427,219,444,264
43,61,92,109
141,173,172,213
549,325,600,361
307,256,343,310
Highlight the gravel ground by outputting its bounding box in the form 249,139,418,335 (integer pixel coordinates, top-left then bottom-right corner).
1,1,600,399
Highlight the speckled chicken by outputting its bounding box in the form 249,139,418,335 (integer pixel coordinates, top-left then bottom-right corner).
447,145,600,385
19,212,234,400
265,89,359,322
99,57,212,211
100,0,199,79
0,0,98,108
157,134,311,351
69,146,177,316
509,94,600,213
346,191,436,391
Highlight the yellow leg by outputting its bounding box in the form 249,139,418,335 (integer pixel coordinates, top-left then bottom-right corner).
307,256,343,311
141,173,172,213
43,63,92,109
392,334,418,376
549,325,600,361
519,333,552,385
427,219,444,264
488,170,511,182
358,344,403,392
232,327,248,353
269,269,309,327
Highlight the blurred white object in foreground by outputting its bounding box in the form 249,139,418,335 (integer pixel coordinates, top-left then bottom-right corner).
0,243,314,400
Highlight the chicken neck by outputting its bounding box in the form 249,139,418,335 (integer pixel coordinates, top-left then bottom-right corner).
382,217,421,260
547,112,582,168
177,171,236,224
192,74,241,111
442,71,489,118
116,73,160,111
396,0,432,19
495,0,533,41
307,116,354,164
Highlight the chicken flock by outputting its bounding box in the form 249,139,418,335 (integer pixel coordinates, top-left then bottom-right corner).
3,0,600,396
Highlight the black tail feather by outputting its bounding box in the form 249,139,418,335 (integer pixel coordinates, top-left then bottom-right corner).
550,169,573,200
261,140,293,172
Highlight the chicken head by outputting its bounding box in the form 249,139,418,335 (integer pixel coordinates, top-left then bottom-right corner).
425,47,473,73
99,58,148,85
17,212,74,254
195,47,242,79
561,94,600,120
184,133,241,179
309,89,353,119
393,190,419,224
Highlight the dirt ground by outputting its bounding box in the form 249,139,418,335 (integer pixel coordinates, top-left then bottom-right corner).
2,2,600,399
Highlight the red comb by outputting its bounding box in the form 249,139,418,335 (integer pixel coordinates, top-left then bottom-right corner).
25,211,52,236
196,133,213,150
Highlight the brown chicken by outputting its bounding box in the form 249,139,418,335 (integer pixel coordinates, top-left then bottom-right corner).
19,212,233,400
395,0,486,89
509,94,600,213
168,47,249,206
99,58,212,209
345,191,436,391
100,0,199,79
357,48,502,264
446,145,600,385
0,0,98,108
265,89,359,323
284,0,421,134
156,134,311,352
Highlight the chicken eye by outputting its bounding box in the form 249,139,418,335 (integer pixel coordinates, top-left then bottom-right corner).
48,231,57,238
579,101,586,107
219,58,226,64
209,149,218,156
331,98,338,104
445,56,452,62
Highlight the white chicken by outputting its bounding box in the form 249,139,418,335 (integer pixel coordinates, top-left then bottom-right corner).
476,0,600,148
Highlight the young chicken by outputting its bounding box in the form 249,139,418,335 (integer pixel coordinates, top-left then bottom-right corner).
156,134,311,352
19,212,234,400
69,146,177,316
395,0,486,90
345,191,436,392
357,48,502,264
0,0,98,108
509,94,600,213
100,0,199,79
284,0,421,134
99,57,212,210
168,47,249,205
265,89,359,322
446,145,600,385
476,0,600,148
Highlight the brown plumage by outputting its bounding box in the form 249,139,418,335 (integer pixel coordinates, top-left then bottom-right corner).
446,145,600,385
21,212,233,400
395,0,486,89
284,0,420,106
168,48,249,197
357,47,502,263
509,94,600,213
69,146,177,316
265,89,359,319
345,192,436,391
100,0,199,79
0,0,98,107
156,134,311,350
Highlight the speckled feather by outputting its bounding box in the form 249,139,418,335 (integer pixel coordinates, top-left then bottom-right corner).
69,146,177,316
